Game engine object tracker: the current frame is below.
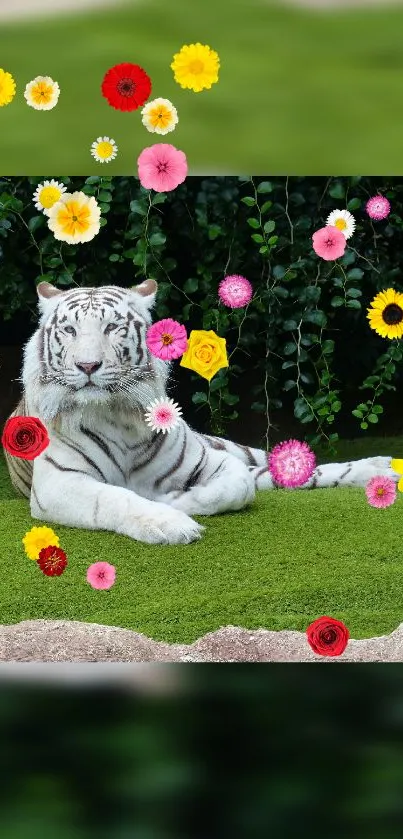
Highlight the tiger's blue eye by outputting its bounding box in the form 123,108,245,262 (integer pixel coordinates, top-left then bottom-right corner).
64,326,76,336
104,323,118,335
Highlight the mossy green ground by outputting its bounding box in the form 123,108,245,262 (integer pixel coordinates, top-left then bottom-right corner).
1,436,403,642
1,0,403,173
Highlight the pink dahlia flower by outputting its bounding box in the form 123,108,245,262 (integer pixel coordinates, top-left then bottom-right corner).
218,274,253,308
268,439,316,488
144,397,182,434
365,195,391,221
365,475,396,509
137,143,188,192
312,225,347,261
86,561,116,590
146,318,188,360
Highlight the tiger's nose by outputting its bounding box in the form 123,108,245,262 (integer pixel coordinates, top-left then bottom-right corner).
75,361,103,376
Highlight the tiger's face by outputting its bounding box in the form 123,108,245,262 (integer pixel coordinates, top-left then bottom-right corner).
24,280,168,418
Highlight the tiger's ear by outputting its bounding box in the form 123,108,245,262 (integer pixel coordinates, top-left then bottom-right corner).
36,281,63,314
130,279,158,309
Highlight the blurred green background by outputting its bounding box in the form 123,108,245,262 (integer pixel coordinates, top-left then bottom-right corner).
2,0,403,173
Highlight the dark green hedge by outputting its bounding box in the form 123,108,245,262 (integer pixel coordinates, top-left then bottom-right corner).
0,175,402,447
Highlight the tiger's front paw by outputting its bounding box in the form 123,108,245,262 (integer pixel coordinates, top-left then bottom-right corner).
130,505,204,545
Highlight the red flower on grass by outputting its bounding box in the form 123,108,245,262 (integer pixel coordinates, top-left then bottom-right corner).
101,63,151,111
1,416,49,460
306,616,350,657
37,546,68,577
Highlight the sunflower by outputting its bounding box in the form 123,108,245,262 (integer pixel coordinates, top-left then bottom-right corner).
0,68,16,107
171,43,220,93
367,288,403,339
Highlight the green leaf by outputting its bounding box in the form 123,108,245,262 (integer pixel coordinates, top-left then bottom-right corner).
130,200,147,216
257,181,273,193
347,197,362,211
346,287,362,298
329,182,345,200
184,276,198,293
251,233,264,243
261,201,273,214
109,253,120,262
331,296,344,307
192,391,208,404
28,215,45,233
263,220,275,234
303,310,327,327
332,400,342,412
85,176,101,185
241,196,256,206
368,414,379,424
98,190,112,202
352,409,363,418
222,392,239,405
371,404,384,414
149,231,166,247
322,340,335,355
283,341,297,355
282,360,297,369
346,299,361,310
259,245,269,254
247,218,260,229
283,380,297,391
347,268,364,280
282,319,298,331
152,193,167,205
360,421,369,430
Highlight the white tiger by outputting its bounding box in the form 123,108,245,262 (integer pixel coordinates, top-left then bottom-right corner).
3,280,399,545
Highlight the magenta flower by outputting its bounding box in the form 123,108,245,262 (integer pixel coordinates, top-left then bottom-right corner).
312,226,347,261
268,439,316,488
144,397,182,434
137,143,188,192
86,561,116,590
218,274,253,308
366,195,391,221
146,318,188,360
365,476,396,509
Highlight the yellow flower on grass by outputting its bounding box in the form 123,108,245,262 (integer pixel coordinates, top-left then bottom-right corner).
391,460,403,492
24,76,60,110
141,98,178,135
171,43,220,93
91,136,118,163
180,329,228,381
47,191,101,244
367,288,403,339
0,68,16,107
33,179,67,215
22,526,60,560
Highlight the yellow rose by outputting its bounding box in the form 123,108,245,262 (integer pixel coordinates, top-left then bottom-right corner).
180,329,228,381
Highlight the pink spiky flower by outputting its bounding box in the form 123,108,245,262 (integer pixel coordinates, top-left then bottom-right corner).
146,318,188,361
365,475,396,509
365,195,391,221
268,439,316,488
218,274,253,308
144,397,182,434
312,225,347,261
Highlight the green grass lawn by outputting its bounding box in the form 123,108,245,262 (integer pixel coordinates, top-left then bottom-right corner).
2,0,403,173
1,436,403,643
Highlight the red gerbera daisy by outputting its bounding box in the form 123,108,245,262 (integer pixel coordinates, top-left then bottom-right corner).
101,63,152,112
37,545,68,577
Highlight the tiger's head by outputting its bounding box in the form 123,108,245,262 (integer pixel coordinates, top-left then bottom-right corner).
22,280,170,422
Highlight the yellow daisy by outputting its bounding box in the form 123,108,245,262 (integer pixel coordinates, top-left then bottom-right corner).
91,136,118,163
171,43,220,93
33,180,67,215
0,68,16,107
47,191,101,244
141,98,178,135
391,460,403,492
22,526,60,560
367,288,403,339
24,76,60,110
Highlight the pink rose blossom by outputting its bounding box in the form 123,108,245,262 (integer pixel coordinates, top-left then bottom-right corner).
365,475,396,508
312,225,347,261
146,318,188,360
268,439,316,488
366,195,391,221
218,274,253,308
137,143,188,192
86,561,116,590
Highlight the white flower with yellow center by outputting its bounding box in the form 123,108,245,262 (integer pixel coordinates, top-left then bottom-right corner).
91,136,118,163
33,180,67,215
47,191,101,244
326,209,356,240
24,76,60,110
141,98,178,135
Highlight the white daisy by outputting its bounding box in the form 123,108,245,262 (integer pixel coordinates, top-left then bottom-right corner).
33,180,67,214
326,209,356,240
141,98,178,135
144,398,183,434
24,76,60,110
90,136,118,163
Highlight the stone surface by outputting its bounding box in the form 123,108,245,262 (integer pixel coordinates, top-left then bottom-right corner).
0,619,402,663
0,0,129,22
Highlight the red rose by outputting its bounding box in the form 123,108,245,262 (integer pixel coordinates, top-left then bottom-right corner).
37,546,68,577
306,616,350,657
1,416,49,460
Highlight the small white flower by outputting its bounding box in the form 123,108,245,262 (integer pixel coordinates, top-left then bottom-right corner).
90,136,118,163
32,180,67,214
24,76,60,110
141,98,178,135
326,209,356,240
144,397,182,434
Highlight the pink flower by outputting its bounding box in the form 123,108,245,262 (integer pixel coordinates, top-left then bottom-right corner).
137,143,188,192
146,318,188,360
144,397,182,434
218,274,253,308
366,195,391,221
312,225,347,261
86,561,116,590
365,476,396,508
268,439,316,488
